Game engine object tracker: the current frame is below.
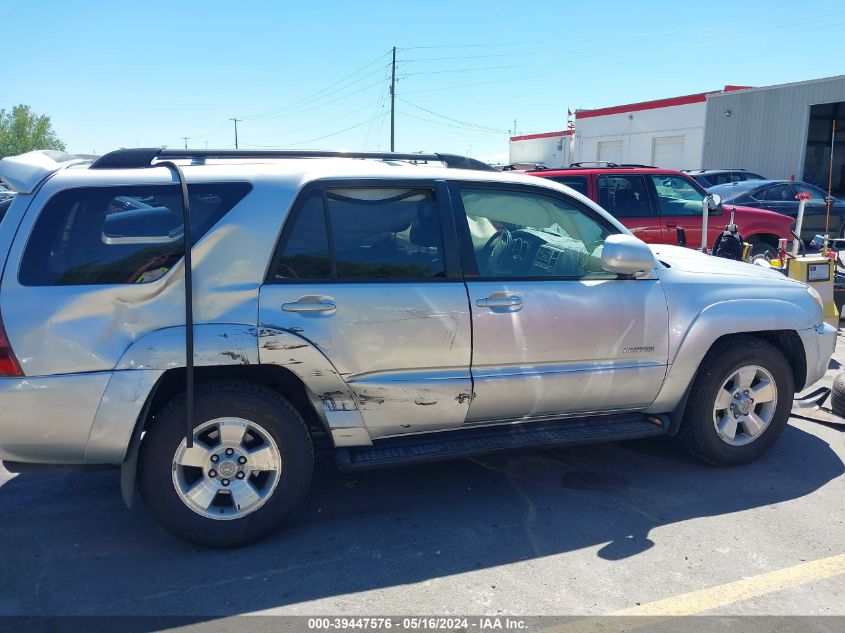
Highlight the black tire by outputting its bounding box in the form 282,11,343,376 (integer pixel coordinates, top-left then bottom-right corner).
831,372,845,418
748,237,777,261
677,336,794,466
139,380,314,547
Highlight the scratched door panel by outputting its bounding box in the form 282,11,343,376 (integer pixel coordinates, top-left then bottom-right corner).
258,282,472,438
466,279,669,422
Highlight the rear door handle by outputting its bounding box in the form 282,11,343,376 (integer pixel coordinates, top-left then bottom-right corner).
281,295,337,313
476,294,523,310
665,222,677,228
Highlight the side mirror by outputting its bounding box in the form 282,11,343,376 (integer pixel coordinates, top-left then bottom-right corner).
601,234,655,275
705,192,722,215
706,192,722,210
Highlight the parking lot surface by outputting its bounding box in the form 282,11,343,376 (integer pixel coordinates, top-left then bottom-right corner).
1,337,844,622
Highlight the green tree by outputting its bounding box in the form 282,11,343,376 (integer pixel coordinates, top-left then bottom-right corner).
0,104,66,158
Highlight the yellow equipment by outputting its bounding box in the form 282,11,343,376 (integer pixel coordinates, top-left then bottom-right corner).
786,255,839,329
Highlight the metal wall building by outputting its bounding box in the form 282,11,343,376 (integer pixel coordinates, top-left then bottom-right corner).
703,75,845,193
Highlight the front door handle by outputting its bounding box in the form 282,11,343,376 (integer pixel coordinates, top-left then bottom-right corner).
476,294,523,310
665,222,678,228
281,295,337,313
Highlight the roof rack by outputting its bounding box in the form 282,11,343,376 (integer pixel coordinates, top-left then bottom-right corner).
567,162,658,169
89,148,497,172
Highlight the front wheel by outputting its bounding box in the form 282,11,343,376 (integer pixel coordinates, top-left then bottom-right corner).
678,337,794,466
139,380,314,547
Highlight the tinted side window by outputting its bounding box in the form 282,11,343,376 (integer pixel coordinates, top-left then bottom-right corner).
20,183,250,286
793,183,827,201
650,174,705,216
761,184,792,201
458,187,614,279
545,176,588,196
597,175,654,217
273,186,445,280
275,191,331,279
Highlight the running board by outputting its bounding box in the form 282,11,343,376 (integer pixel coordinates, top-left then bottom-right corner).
335,413,667,471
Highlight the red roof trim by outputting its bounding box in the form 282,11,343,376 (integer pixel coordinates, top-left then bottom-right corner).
509,130,572,142
575,85,752,119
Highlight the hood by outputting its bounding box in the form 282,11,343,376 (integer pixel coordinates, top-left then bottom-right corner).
728,204,794,228
649,244,801,284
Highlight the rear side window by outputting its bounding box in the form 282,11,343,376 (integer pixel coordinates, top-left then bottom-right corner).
545,176,588,196
273,186,445,281
20,183,250,286
597,175,655,217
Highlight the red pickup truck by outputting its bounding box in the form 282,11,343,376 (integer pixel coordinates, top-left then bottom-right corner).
528,165,793,258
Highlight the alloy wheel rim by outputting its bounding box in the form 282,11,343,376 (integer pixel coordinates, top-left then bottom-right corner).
172,417,282,520
712,365,778,447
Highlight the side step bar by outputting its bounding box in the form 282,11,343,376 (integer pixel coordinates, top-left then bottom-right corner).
336,413,668,471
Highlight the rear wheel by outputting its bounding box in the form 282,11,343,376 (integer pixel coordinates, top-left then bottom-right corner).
139,380,313,547
678,337,793,465
748,237,778,262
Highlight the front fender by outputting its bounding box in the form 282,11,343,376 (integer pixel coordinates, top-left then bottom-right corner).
647,299,815,413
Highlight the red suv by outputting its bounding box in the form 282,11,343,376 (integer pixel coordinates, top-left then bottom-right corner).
528,165,793,258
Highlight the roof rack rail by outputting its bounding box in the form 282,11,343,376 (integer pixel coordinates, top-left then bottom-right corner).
567,162,658,169
89,148,497,171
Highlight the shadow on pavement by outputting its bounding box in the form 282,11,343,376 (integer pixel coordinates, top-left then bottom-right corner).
0,424,842,619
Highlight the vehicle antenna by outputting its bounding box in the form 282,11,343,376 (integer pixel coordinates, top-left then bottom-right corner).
825,119,836,239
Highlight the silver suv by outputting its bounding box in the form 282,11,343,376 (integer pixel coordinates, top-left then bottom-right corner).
0,148,836,547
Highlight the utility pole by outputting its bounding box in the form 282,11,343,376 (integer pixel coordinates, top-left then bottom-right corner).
390,46,396,152
181,136,190,149
229,117,240,149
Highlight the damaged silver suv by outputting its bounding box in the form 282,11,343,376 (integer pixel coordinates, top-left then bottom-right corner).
0,148,836,547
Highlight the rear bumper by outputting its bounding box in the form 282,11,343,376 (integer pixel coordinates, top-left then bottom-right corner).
0,373,110,463
800,323,837,390
0,369,161,464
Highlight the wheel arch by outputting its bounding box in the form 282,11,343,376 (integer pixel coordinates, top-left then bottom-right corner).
120,363,333,508
648,298,814,416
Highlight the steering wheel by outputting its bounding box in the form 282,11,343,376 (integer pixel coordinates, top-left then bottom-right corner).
479,228,512,275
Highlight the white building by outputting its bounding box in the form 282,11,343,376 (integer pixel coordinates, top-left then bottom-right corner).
509,86,749,170
507,130,572,168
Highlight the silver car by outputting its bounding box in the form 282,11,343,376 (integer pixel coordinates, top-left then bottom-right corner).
0,148,836,547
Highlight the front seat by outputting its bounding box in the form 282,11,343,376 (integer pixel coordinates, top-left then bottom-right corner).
613,188,644,216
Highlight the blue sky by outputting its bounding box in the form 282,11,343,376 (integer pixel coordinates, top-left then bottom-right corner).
4,0,845,162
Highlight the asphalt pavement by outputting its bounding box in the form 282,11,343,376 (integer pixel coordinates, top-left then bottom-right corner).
1,335,844,624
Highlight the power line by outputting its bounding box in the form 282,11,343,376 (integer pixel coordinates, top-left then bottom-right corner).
398,63,528,78
242,112,389,148
398,109,504,138
400,73,549,96
240,51,392,120
398,98,509,133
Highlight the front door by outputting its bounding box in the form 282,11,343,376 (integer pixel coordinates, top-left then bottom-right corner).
649,173,722,249
451,182,669,423
259,180,472,439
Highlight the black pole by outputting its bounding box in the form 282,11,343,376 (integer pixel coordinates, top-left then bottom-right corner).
157,161,195,448
390,46,396,152
230,118,240,149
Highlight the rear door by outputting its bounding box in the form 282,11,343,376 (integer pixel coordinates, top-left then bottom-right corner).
596,174,664,243
791,183,839,236
258,180,472,440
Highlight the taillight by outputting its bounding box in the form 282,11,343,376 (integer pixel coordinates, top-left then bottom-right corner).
0,315,22,377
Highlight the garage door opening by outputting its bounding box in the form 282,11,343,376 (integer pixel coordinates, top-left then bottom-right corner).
598,139,623,165
804,102,845,196
651,135,685,170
